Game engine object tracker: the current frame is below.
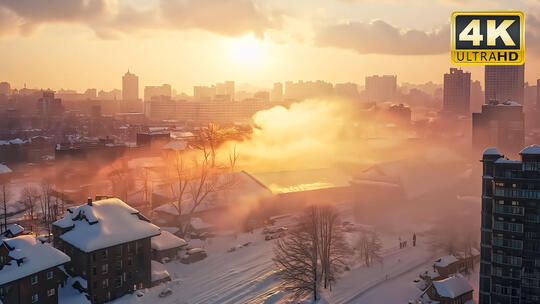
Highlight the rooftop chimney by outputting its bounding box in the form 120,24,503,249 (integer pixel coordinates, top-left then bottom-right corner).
87,197,92,206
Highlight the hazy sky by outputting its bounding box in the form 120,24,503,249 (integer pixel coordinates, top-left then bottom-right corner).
1,0,540,93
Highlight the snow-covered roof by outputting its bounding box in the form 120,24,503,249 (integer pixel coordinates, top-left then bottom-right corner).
483,147,502,156
191,217,213,230
53,198,161,252
0,235,70,285
495,158,521,164
434,255,458,268
432,275,473,298
520,144,540,155
161,140,188,151
151,230,187,251
151,260,170,282
498,100,521,107
4,224,24,236
0,164,12,175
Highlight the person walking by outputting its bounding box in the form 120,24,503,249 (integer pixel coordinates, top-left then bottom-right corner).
413,233,417,247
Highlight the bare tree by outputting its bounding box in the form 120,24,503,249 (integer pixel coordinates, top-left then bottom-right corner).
1,183,9,233
317,205,351,289
357,231,383,267
274,205,350,301
274,206,320,302
160,134,239,237
22,186,40,234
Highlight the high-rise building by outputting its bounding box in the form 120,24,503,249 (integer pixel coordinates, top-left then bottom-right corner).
335,82,359,100
443,68,471,115
480,145,540,304
471,80,485,114
472,100,524,156
270,82,283,102
365,75,396,102
485,65,524,105
193,85,216,101
144,84,172,101
284,80,333,100
0,82,10,96
216,81,235,101
122,70,139,101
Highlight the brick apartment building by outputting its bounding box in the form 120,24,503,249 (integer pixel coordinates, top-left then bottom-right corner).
0,235,70,304
52,198,160,303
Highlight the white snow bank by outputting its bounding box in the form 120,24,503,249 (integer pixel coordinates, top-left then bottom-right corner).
151,231,187,251
432,275,473,298
53,198,160,252
151,260,170,282
0,235,70,285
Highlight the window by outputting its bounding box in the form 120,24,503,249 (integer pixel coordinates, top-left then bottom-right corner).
127,257,133,266
115,275,122,288
128,243,134,254
102,264,108,274
32,293,38,303
92,253,96,262
115,245,123,257
102,249,108,259
31,275,38,285
47,288,55,297
116,260,123,272
47,270,53,280
102,278,109,289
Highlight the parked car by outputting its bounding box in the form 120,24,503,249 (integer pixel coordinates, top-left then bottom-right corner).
159,288,173,298
181,248,208,264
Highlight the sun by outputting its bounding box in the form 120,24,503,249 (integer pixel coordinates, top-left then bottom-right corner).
227,35,266,67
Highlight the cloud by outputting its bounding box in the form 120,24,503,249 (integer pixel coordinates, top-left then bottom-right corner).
0,0,281,39
314,20,449,55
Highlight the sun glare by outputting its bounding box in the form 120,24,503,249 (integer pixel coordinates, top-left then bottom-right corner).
228,35,266,67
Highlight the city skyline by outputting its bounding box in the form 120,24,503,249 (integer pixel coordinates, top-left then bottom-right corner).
2,0,540,92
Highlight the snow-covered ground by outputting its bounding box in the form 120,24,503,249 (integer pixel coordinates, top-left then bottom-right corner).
99,214,439,304
55,204,479,304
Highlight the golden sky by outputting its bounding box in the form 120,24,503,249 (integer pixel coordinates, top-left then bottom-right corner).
1,0,539,93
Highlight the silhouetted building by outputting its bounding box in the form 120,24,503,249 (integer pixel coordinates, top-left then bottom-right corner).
122,71,139,101
253,91,269,102
270,82,283,102
480,146,540,304
144,84,171,102
284,80,333,101
193,85,216,101
0,82,10,96
365,75,396,102
473,100,524,156
471,80,484,113
443,68,470,115
485,65,524,105
335,82,359,100
215,81,235,102
37,90,64,117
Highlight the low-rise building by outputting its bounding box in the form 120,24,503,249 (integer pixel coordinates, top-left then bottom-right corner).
426,275,474,304
52,198,160,303
0,235,70,304
151,230,187,262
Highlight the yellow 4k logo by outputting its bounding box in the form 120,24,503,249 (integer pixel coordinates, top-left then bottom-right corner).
451,11,524,65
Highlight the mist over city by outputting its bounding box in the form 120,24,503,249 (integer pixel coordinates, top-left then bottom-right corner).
1,1,540,304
